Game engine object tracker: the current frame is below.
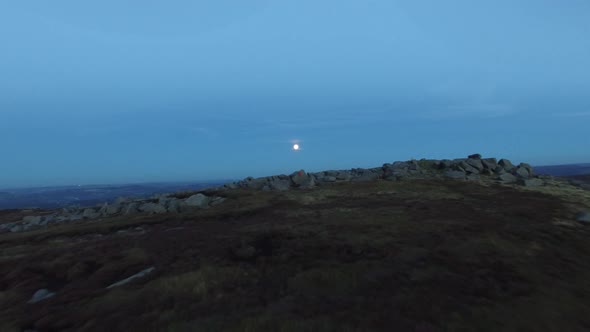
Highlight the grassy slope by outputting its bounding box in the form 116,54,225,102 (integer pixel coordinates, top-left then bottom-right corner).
0,179,589,332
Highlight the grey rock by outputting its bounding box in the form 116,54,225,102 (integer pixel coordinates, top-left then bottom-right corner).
269,179,291,191
515,167,530,179
106,204,122,215
481,158,498,170
166,199,182,213
468,153,482,159
459,161,480,174
439,160,453,169
69,215,83,222
106,267,155,289
97,203,109,216
576,212,590,222
498,159,516,171
185,194,210,208
465,158,484,171
224,182,238,189
519,163,534,176
115,197,132,205
290,170,316,188
82,208,99,219
22,216,43,225
28,289,55,303
123,203,140,215
322,176,337,182
497,173,518,183
445,170,466,179
139,203,167,214
519,178,544,187
10,224,24,233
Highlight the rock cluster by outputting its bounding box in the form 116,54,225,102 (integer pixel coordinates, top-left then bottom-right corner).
225,154,543,190
2,193,226,234
3,154,545,234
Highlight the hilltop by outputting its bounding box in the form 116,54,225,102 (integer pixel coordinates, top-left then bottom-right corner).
1,155,589,332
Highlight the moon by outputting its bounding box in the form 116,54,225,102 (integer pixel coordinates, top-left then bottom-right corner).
293,144,300,151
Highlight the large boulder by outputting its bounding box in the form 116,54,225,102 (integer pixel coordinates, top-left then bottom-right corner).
123,203,140,215
184,194,210,208
22,216,43,225
519,163,534,176
458,161,479,174
106,204,122,215
465,158,484,172
481,158,498,170
166,199,182,213
139,203,167,214
498,159,516,171
290,170,316,189
82,209,99,219
268,179,291,191
514,167,530,179
497,173,518,184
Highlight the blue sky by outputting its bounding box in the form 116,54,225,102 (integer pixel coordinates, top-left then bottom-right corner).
1,1,589,188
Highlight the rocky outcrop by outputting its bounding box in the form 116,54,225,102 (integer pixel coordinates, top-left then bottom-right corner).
7,192,227,233
5,154,545,234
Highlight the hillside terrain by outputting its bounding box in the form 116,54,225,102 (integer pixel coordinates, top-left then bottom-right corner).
1,156,590,332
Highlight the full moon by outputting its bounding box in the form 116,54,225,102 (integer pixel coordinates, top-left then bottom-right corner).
293,144,300,151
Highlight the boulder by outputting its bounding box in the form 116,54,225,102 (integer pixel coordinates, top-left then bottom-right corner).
123,203,140,215
185,194,210,208
28,289,55,303
139,203,167,214
459,161,479,174
519,163,534,176
576,212,590,223
465,158,484,171
82,209,99,219
481,158,498,170
497,173,518,184
290,170,316,188
106,204,122,215
22,216,43,225
498,159,516,171
268,179,291,191
515,167,530,179
166,199,182,213
468,153,482,160
10,225,24,233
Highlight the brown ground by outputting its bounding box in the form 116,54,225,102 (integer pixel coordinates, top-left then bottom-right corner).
1,179,590,332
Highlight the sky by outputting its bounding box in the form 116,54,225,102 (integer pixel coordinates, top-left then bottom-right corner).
1,0,589,188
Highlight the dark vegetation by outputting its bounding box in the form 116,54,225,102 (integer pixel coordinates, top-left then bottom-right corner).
1,179,590,331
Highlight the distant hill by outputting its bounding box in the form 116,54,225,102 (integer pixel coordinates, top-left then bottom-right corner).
534,163,590,176
0,181,229,210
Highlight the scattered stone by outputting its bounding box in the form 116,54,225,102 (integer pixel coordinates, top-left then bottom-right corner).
576,212,590,223
28,289,55,303
106,267,155,289
185,194,210,208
